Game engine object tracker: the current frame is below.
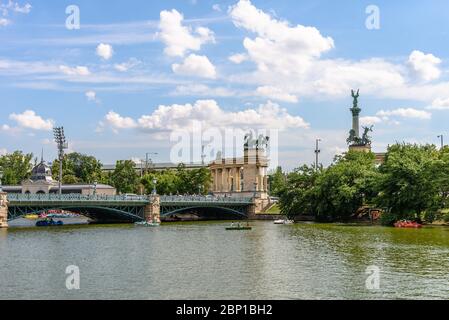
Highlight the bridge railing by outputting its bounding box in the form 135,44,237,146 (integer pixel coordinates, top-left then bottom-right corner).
160,195,253,204
7,193,150,203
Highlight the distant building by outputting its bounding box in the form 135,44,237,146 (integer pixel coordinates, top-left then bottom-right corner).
2,158,116,195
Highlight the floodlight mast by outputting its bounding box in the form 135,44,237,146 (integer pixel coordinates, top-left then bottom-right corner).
53,127,68,195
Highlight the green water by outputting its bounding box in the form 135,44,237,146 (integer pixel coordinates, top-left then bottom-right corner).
0,221,448,299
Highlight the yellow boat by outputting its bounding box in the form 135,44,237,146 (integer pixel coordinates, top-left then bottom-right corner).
24,214,39,220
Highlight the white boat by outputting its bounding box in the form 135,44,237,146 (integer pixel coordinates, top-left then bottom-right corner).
135,221,160,227
274,219,294,225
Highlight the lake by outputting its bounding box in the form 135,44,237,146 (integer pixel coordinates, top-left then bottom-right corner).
0,221,448,299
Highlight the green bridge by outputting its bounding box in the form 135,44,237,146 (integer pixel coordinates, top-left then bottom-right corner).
0,193,255,226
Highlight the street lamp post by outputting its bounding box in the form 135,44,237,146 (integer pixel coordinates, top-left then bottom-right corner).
53,127,68,195
437,135,444,149
152,178,158,195
93,180,98,196
314,139,321,171
0,170,3,193
145,153,158,174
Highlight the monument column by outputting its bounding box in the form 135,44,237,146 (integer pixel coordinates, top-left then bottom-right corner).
0,192,8,228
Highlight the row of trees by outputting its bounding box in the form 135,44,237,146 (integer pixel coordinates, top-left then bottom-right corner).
272,143,449,225
0,152,212,196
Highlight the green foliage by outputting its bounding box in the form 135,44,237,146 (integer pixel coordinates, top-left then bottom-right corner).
279,151,378,221
380,211,399,226
140,164,212,195
279,165,320,219
375,143,442,219
110,160,139,194
0,151,33,185
269,166,286,196
314,151,379,221
52,152,103,184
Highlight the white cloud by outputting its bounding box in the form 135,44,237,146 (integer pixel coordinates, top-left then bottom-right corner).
256,86,298,103
100,100,309,133
376,108,431,120
225,0,449,106
212,4,222,12
229,0,334,70
114,58,141,72
228,53,247,64
172,54,217,79
158,9,215,57
360,116,383,126
1,1,31,16
96,43,114,60
9,110,54,131
103,111,137,133
59,65,90,76
407,50,441,82
85,90,96,101
85,90,101,104
0,18,10,26
0,148,7,156
426,97,449,110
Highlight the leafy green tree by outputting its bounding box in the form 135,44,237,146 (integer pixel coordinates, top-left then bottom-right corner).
110,160,139,194
376,143,442,220
279,165,320,219
314,151,379,221
0,151,33,185
52,152,103,183
140,165,212,195
279,151,379,221
269,166,286,196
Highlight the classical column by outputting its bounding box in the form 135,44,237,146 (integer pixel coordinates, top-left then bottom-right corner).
0,192,8,228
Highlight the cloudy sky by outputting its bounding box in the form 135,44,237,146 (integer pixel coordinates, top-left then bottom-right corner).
1,0,448,169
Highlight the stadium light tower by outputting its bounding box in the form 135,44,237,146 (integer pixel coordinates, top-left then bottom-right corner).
53,127,68,195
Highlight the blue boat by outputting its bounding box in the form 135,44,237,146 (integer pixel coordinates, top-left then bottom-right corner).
36,219,64,227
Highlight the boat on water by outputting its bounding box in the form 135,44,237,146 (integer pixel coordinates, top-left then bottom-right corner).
24,214,39,220
135,221,161,227
394,220,422,228
226,222,252,230
274,219,294,225
36,219,64,227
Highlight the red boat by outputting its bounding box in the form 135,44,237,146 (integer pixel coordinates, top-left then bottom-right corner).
394,220,422,228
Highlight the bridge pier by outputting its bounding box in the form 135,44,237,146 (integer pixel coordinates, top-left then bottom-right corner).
144,195,161,223
247,193,270,219
0,192,8,228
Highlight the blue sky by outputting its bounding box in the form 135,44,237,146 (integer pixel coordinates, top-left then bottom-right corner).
1,0,449,169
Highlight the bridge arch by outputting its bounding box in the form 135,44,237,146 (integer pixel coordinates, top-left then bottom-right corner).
161,205,248,219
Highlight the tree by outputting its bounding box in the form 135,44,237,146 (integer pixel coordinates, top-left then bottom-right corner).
313,151,379,221
0,151,33,185
110,160,138,194
279,165,320,219
269,166,286,196
140,165,212,195
52,152,103,184
376,143,441,221
279,151,379,221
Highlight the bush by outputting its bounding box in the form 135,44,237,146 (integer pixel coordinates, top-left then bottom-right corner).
380,212,399,226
